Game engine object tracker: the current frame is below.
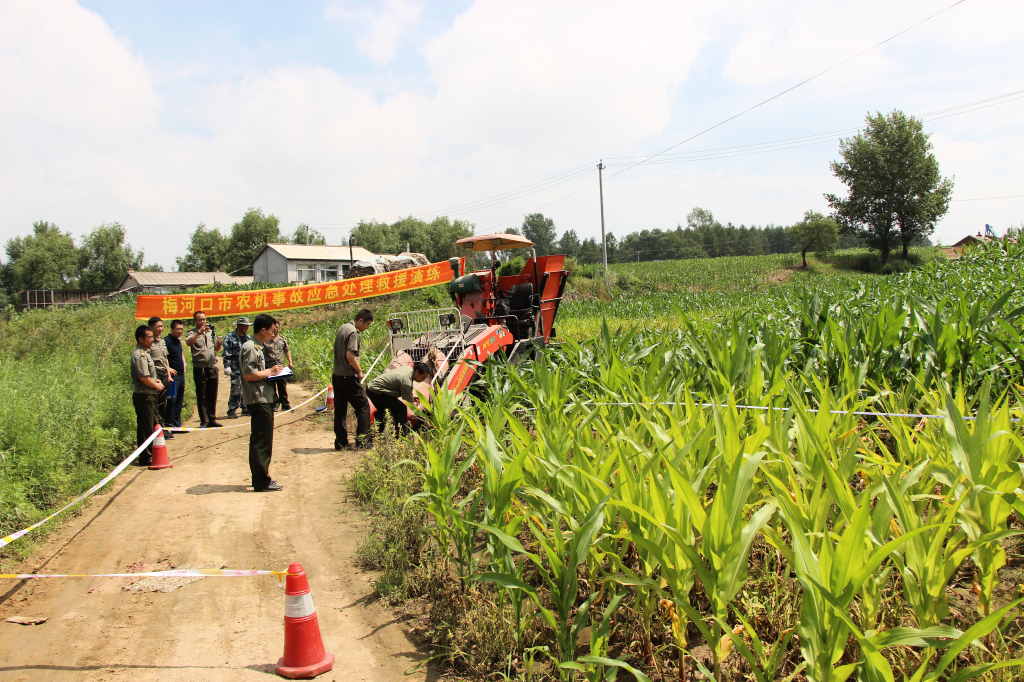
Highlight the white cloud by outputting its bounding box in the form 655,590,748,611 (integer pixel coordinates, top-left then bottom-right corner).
0,0,1021,268
325,0,423,65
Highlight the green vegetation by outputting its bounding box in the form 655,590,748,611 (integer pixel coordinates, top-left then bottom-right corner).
350,241,1024,680
0,304,165,556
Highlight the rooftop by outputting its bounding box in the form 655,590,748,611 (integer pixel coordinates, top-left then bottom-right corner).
124,271,254,287
262,243,378,262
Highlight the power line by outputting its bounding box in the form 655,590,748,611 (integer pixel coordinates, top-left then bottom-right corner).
609,0,971,179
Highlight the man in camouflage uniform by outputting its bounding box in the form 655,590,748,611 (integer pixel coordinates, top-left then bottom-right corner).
223,317,251,418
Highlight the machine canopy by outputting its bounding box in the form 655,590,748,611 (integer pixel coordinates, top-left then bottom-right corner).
454,233,535,252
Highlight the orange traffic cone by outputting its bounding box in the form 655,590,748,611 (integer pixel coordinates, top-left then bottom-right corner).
325,385,334,410
276,562,334,679
148,424,172,470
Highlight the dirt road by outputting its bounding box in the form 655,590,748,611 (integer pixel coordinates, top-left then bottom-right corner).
0,383,425,681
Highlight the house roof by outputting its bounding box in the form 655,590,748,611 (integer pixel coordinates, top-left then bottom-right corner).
261,243,378,262
122,271,252,287
951,234,993,248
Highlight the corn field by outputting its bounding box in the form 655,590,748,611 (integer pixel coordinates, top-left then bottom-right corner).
392,241,1024,680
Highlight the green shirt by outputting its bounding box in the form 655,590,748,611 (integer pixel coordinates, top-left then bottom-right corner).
240,339,276,405
264,334,289,367
187,328,217,368
332,322,360,377
149,337,170,378
131,346,160,395
368,366,415,401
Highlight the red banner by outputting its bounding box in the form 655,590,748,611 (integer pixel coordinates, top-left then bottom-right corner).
134,260,458,321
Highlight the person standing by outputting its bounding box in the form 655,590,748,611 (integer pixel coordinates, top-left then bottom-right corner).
263,320,293,412
147,316,177,439
163,319,187,428
242,314,284,492
131,325,164,467
366,362,431,437
186,310,223,428
332,308,373,450
223,318,251,418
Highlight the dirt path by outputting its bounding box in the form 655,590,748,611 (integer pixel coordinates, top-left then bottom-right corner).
0,382,425,681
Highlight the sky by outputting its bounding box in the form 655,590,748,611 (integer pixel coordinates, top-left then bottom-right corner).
1,0,1022,269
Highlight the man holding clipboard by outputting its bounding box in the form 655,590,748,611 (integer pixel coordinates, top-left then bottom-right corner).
241,314,285,492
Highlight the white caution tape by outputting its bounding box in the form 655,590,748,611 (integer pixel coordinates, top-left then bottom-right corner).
285,592,316,618
515,400,1020,423
0,429,160,549
0,568,287,580
172,387,328,432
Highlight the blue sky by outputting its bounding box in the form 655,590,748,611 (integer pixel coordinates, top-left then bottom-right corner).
2,0,1022,268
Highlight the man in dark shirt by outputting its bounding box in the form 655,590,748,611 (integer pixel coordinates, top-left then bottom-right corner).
163,319,186,428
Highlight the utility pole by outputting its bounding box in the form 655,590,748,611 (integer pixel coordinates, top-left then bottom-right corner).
597,160,608,276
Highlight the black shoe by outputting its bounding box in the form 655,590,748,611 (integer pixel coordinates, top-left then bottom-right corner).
241,410,250,416
334,441,349,451
255,480,283,492
226,410,237,418
135,458,152,467
199,422,208,429
281,405,292,412
207,421,224,428
164,430,175,439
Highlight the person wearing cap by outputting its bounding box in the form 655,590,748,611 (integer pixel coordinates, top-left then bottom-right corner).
366,361,431,437
223,317,251,418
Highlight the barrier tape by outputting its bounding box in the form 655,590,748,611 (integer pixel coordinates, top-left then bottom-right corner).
0,568,287,580
515,400,1021,423
1,385,328,551
172,387,328,432
0,429,159,550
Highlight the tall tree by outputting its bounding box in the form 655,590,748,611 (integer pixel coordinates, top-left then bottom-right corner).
4,221,79,290
77,223,143,291
176,224,229,272
557,229,581,259
291,223,327,246
826,111,953,263
789,211,839,268
224,208,282,275
521,213,557,256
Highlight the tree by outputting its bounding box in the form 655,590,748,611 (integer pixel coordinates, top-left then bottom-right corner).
4,221,79,291
826,111,953,263
292,224,327,245
223,208,282,275
77,223,143,291
176,224,229,272
789,211,839,268
522,213,557,256
350,216,473,262
557,229,581,259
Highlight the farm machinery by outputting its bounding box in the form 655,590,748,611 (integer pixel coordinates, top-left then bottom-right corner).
380,233,569,400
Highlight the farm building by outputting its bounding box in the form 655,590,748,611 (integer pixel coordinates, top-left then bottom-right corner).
252,243,378,284
117,271,254,294
950,234,994,249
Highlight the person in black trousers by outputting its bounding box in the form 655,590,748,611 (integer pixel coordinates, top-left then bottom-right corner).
332,308,374,449
131,325,164,466
242,314,285,492
163,319,187,427
366,362,431,437
186,310,223,428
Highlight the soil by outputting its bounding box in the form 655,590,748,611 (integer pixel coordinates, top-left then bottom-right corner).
0,382,426,681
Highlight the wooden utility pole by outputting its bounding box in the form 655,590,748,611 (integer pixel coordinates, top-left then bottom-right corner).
597,160,608,276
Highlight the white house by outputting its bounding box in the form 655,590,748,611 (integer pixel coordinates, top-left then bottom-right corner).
252,243,378,284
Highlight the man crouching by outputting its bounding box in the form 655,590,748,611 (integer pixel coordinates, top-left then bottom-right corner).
242,314,284,492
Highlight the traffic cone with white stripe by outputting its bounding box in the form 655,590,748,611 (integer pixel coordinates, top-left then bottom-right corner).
276,562,333,679
325,385,334,410
148,424,172,470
